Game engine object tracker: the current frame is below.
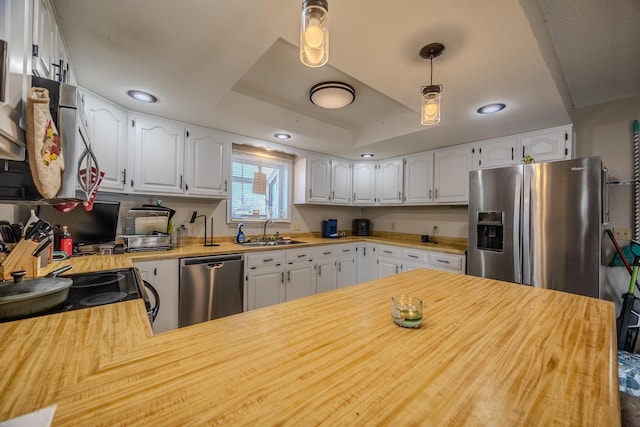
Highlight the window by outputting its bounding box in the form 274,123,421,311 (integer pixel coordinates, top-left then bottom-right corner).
228,145,293,222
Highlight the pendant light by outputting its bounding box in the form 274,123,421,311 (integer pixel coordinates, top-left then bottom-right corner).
419,43,445,126
300,0,329,67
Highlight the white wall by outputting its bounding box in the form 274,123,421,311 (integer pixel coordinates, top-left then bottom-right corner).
361,205,468,239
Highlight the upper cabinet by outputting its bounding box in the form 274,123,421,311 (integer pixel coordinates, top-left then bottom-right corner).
82,91,128,192
473,125,573,170
330,159,352,204
294,154,352,204
519,125,572,163
185,126,229,197
352,162,376,205
433,144,473,203
32,0,72,83
376,158,403,205
129,114,186,195
403,152,434,204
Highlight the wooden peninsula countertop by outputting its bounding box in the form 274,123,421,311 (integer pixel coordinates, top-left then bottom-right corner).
0,269,618,426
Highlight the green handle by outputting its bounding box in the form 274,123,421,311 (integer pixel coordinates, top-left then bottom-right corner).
631,264,639,294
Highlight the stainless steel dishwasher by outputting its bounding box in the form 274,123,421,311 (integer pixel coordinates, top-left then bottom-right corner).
179,254,244,328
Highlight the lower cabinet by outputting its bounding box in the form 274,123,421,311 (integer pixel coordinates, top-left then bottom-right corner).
375,244,403,278
316,246,338,294
134,258,180,334
356,243,373,283
285,247,316,301
246,251,285,311
336,244,357,288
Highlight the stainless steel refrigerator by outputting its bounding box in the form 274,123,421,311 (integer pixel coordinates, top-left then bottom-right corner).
467,157,608,298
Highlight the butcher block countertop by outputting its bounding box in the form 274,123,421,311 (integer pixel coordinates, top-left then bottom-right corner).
0,269,619,426
39,233,467,276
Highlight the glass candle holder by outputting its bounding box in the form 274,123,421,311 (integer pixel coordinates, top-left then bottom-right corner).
391,295,423,328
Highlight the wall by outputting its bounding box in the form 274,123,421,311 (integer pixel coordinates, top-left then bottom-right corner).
573,94,640,310
361,205,468,239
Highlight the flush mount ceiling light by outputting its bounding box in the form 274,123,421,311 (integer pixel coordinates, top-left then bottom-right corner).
419,42,445,126
477,103,506,114
361,153,374,158
310,82,355,109
300,0,329,67
127,90,158,103
274,133,291,140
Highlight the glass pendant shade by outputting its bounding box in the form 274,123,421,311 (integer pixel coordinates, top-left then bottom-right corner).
300,0,329,67
421,88,441,126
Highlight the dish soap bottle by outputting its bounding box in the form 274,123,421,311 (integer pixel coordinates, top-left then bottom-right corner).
59,225,73,257
236,223,245,244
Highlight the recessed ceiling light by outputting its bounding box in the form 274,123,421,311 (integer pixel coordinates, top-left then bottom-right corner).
361,153,374,158
274,133,291,140
127,90,158,103
310,82,355,109
477,103,506,114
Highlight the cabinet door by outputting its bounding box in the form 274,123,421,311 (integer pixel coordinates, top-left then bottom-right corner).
134,259,179,334
376,159,403,204
356,244,372,283
433,145,472,203
32,0,56,79
352,162,376,205
286,262,316,301
316,258,336,294
307,155,331,202
473,137,516,170
336,256,357,288
519,127,570,163
330,159,352,204
377,257,401,278
404,152,434,204
247,265,285,310
185,127,229,197
131,115,185,195
83,92,128,192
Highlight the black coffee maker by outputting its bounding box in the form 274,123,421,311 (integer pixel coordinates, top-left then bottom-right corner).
352,219,370,236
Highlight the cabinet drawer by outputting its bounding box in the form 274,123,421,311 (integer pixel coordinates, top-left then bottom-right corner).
402,248,427,264
247,251,285,268
335,243,357,256
428,252,463,272
286,247,316,264
317,246,338,259
376,245,401,259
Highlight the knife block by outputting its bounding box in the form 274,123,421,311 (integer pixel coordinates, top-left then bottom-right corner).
1,239,41,280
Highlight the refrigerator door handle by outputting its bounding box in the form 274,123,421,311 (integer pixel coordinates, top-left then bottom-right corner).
602,167,610,225
522,172,532,285
514,174,522,283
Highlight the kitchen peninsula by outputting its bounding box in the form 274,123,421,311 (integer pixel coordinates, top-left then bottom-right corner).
0,268,618,426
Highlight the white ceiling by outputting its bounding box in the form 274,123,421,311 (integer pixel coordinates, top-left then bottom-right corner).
51,0,640,160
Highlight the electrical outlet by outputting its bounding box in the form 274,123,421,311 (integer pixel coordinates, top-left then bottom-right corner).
613,227,633,240
292,222,300,231
432,225,439,236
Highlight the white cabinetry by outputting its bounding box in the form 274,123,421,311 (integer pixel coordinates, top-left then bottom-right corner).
285,247,316,301
335,244,357,288
403,152,434,204
134,258,180,334
246,251,285,310
356,243,373,283
402,247,428,272
82,91,128,192
184,126,229,197
376,158,403,205
0,0,29,160
32,0,72,83
472,137,516,170
352,162,376,205
129,114,185,195
375,244,402,278
330,159,352,204
315,246,338,294
433,145,472,203
519,125,571,162
427,251,465,274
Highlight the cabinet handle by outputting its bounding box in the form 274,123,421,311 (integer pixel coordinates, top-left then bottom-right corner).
338,262,342,272
363,247,367,256
408,254,418,259
298,254,306,258
263,258,274,262
429,189,432,199
185,183,189,191
318,265,322,277
331,190,335,200
180,175,183,189
398,191,401,200
343,249,350,252
287,271,290,282
435,189,438,199
153,267,157,275
323,251,332,255
436,259,451,264
131,179,134,187
309,188,312,198
395,265,399,274
353,192,356,201
0,40,6,103
511,147,514,160
384,250,392,254
121,169,127,185
224,179,228,192
522,146,525,158
281,272,284,283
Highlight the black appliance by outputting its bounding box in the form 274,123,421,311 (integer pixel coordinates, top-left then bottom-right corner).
1,268,159,323
352,219,371,236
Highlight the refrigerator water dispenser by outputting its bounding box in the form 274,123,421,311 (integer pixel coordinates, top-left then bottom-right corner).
477,212,504,252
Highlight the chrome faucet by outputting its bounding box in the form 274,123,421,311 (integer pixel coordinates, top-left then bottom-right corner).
262,219,274,242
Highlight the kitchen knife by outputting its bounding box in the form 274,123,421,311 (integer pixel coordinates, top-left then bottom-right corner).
31,237,52,257
24,219,45,240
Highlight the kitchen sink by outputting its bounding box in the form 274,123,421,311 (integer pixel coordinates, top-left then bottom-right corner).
239,240,306,248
